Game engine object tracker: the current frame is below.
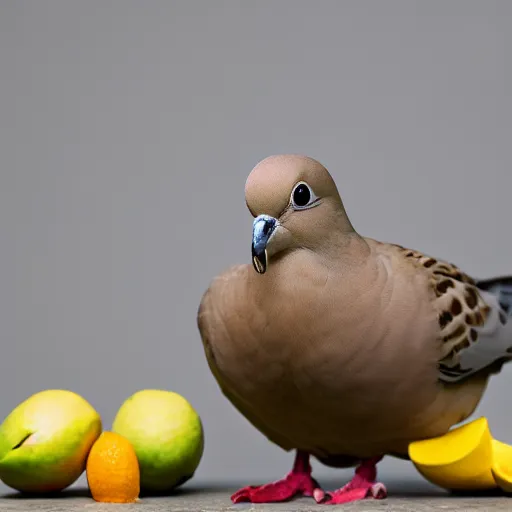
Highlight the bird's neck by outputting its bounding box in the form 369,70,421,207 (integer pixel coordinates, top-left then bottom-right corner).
315,230,372,269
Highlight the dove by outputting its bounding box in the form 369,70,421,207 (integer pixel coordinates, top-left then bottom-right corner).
197,154,512,505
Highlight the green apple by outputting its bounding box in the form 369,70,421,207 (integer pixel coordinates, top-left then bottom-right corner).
112,389,204,493
0,389,102,494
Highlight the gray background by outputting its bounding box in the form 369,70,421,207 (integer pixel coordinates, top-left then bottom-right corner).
0,0,511,495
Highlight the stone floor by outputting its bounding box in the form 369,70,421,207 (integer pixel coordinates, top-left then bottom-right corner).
0,480,511,511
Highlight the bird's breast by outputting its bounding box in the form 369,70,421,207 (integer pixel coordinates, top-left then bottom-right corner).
212,256,419,402
204,254,446,457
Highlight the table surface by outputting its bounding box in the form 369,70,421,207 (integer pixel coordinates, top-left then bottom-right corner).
1,480,511,511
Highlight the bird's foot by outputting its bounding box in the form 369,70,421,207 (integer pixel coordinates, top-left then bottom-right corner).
315,457,387,505
231,451,321,503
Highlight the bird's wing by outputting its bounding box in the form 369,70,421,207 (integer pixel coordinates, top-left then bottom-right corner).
391,244,512,383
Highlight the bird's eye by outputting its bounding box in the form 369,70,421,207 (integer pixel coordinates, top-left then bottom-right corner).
291,182,318,210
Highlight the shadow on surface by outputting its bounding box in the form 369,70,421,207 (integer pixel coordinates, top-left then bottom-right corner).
0,484,230,500
139,484,231,498
2,479,510,501
149,479,512,500
1,488,91,500
317,478,512,499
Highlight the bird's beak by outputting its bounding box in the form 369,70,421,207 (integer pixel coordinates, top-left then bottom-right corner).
251,214,277,274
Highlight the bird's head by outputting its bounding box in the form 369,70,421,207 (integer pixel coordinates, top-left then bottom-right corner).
245,154,355,274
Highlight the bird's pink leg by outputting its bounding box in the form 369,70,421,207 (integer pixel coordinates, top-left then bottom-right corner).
315,456,387,505
231,450,322,503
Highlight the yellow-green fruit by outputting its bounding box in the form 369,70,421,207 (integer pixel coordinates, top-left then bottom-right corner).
112,390,204,493
0,389,102,494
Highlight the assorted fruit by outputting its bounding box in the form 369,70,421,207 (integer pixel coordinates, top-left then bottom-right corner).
409,416,512,493
1,389,512,501
0,389,204,503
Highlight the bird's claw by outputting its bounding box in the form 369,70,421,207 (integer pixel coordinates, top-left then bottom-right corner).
315,482,387,505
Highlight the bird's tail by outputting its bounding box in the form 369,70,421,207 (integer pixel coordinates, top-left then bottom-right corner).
476,276,512,317
468,275,512,376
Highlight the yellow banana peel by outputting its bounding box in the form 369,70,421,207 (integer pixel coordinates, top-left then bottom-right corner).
408,417,512,493
491,439,512,493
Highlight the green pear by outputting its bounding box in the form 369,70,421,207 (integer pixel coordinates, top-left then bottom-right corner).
112,389,204,493
0,389,102,494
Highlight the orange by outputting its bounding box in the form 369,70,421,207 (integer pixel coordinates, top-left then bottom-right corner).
86,431,140,503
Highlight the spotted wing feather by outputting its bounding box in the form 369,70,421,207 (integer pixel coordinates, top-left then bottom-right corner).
393,245,512,383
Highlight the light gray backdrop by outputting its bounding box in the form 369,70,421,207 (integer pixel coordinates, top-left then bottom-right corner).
0,0,511,494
